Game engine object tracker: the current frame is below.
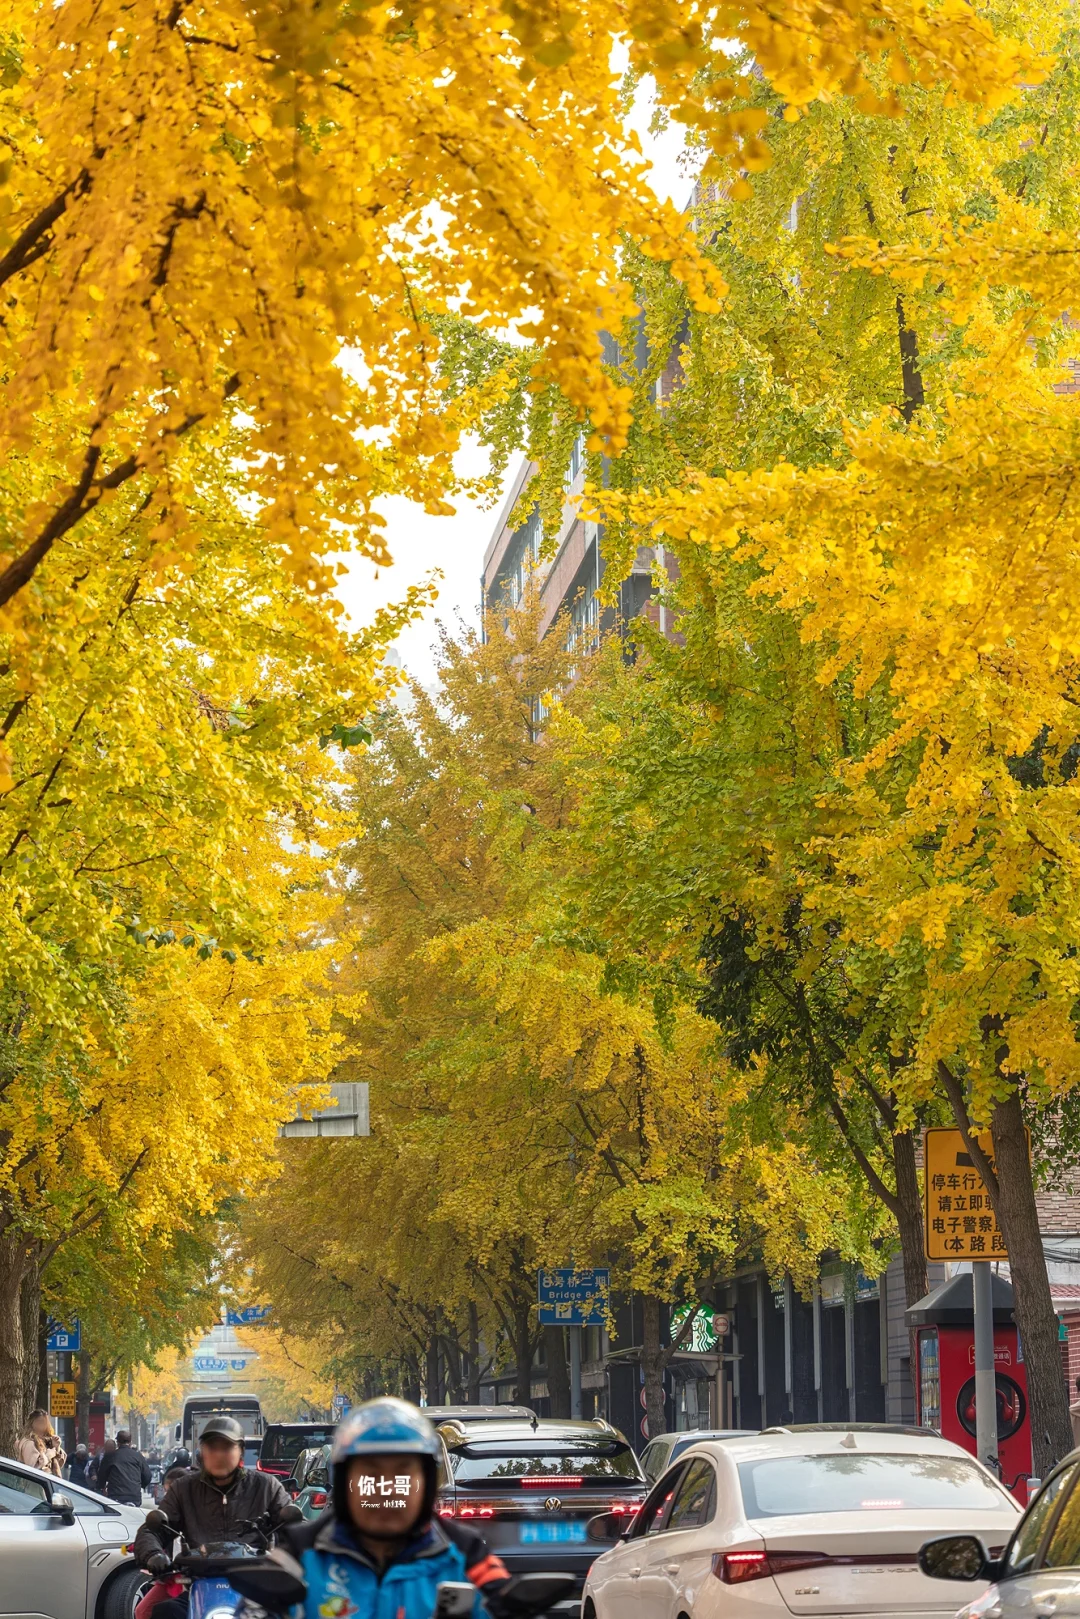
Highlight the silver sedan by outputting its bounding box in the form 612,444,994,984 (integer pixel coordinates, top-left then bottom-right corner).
0,1453,149,1619
920,1449,1080,1619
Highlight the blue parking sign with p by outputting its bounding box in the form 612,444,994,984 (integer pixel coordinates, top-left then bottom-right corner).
46,1319,81,1353
537,1268,610,1326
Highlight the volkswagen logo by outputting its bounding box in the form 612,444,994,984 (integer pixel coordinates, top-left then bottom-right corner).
544,1496,562,1511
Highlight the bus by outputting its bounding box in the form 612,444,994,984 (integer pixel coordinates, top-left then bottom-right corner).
175,1395,264,1448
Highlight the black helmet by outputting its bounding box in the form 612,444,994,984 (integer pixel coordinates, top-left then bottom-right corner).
199,1416,245,1444
172,1448,192,1467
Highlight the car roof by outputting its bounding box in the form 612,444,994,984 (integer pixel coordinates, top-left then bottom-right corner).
264,1421,334,1430
427,1405,535,1422
439,1418,623,1446
684,1428,984,1462
652,1430,757,1445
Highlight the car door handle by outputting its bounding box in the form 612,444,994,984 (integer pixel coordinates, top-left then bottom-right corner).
663,1563,679,1575
629,1568,641,1579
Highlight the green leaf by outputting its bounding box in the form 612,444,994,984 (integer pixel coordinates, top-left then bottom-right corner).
319,720,372,751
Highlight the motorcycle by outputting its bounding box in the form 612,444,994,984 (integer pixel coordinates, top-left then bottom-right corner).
227,1564,577,1619
139,1509,299,1619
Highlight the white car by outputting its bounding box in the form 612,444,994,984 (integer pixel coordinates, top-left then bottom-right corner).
0,1453,148,1619
583,1426,1021,1619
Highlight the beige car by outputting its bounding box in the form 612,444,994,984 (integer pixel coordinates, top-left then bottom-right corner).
0,1453,148,1619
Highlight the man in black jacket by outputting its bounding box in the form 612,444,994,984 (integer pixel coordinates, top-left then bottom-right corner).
134,1414,297,1615
97,1430,150,1506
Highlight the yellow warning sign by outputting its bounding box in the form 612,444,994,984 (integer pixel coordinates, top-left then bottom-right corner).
49,1380,76,1418
923,1128,1009,1261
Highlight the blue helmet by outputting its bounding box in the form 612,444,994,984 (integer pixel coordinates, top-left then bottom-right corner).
331,1397,441,1465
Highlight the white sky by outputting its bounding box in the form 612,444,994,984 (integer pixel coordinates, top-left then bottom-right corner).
334,93,693,686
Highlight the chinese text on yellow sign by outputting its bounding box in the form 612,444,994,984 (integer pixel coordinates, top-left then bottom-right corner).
923,1127,1008,1261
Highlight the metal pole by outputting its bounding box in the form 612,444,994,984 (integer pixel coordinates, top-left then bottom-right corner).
569,1326,582,1419
972,1262,999,1471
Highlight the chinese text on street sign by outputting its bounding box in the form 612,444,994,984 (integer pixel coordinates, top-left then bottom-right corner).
538,1268,610,1326
50,1380,76,1418
923,1127,1008,1261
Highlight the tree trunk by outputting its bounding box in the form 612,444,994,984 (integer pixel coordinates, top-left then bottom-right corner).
892,1130,929,1307
402,1353,422,1406
513,1299,532,1406
543,1326,571,1419
467,1303,481,1403
442,1328,464,1403
19,1267,41,1416
990,1088,1072,1473
641,1295,667,1439
77,1348,91,1446
425,1336,443,1406
0,1231,29,1454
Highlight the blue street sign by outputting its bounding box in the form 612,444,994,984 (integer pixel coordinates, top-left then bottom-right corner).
331,1393,350,1417
225,1305,271,1326
46,1319,81,1353
537,1268,610,1326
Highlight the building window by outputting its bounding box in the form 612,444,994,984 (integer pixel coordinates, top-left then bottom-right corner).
563,431,585,493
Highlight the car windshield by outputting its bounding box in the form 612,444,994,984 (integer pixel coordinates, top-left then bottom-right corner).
738,1453,1007,1517
262,1428,336,1462
451,1441,641,1482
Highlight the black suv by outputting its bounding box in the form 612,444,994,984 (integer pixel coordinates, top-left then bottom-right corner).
435,1418,646,1593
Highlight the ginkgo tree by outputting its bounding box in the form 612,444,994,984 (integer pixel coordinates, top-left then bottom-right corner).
440,0,1080,1468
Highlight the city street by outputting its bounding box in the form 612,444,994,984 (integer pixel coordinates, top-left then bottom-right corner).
4,0,1080,1617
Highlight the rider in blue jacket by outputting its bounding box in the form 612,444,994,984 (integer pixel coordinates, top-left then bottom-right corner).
278,1399,509,1619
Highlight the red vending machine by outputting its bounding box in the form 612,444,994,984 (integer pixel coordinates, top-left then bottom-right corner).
909,1270,1032,1501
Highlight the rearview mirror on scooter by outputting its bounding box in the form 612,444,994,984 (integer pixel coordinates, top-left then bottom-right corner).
497,1573,577,1615
226,1561,308,1610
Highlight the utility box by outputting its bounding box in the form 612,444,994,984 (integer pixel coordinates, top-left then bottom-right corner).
908,1272,1031,1500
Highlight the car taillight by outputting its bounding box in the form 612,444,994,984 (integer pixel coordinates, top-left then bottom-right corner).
309,1491,328,1508
458,1505,495,1519
716,1553,772,1585
715,1552,829,1585
519,1477,583,1487
437,1503,456,1518
609,1502,638,1516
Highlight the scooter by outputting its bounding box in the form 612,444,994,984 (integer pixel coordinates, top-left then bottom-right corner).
140,1509,297,1619
227,1563,578,1619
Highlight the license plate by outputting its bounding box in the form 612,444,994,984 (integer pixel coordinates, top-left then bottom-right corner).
519,1521,588,1545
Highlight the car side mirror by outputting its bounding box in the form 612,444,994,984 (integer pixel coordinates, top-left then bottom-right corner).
918,1536,989,1582
50,1492,76,1525
586,1511,626,1544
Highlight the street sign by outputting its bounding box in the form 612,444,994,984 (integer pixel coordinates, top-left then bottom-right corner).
331,1393,350,1418
538,1268,610,1326
923,1127,1009,1260
50,1380,76,1418
225,1306,271,1327
46,1319,81,1353
279,1081,370,1138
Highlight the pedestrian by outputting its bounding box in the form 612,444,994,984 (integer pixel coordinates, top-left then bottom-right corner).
67,1443,91,1486
88,1436,116,1486
97,1428,151,1506
1070,1376,1080,1449
17,1409,66,1476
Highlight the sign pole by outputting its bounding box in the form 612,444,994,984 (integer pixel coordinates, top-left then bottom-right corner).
972,1260,999,1472
569,1326,582,1419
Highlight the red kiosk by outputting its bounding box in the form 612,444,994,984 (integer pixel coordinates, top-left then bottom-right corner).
908,1270,1032,1500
